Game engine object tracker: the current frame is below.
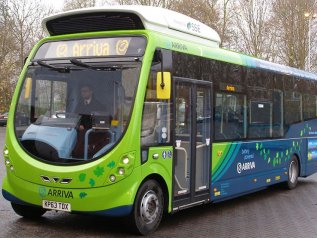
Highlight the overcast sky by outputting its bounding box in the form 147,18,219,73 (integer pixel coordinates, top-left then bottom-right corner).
42,0,114,11
43,0,65,10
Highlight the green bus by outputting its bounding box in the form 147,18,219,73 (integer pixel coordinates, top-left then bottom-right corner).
3,6,317,235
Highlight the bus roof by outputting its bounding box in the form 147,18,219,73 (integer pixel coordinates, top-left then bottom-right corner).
42,6,317,80
246,56,317,80
42,5,221,46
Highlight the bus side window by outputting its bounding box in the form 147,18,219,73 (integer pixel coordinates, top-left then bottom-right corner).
249,101,272,138
303,94,317,120
214,93,247,140
272,90,283,137
284,91,302,130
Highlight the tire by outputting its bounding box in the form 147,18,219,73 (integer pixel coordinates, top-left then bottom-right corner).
129,180,164,235
11,203,46,219
285,156,299,189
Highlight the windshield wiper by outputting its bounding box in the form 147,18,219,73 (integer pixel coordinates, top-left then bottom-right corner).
37,60,70,73
70,58,119,71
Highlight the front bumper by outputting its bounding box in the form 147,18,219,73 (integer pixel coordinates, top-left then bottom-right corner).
2,167,141,217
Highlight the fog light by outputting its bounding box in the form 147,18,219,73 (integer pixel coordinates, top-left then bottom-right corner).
10,165,14,171
122,157,129,165
4,149,9,156
5,159,10,165
109,174,116,182
118,168,125,175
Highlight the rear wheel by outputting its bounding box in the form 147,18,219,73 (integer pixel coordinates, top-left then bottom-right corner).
11,203,46,219
285,156,299,189
130,180,164,235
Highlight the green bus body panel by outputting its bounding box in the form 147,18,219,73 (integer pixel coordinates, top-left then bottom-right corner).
142,147,173,212
150,32,246,66
3,28,259,214
3,30,176,214
3,166,141,211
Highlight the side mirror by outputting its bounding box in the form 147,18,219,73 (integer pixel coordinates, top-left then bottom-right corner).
156,72,171,99
23,57,28,67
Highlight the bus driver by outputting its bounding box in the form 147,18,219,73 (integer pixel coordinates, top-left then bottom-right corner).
75,84,104,130
72,84,107,158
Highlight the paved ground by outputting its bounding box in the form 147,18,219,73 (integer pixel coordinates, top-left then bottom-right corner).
1,127,317,237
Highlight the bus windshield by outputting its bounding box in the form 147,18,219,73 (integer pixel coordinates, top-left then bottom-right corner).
14,59,140,163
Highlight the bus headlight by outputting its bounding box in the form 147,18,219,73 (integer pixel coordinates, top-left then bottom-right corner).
122,157,129,164
109,174,116,182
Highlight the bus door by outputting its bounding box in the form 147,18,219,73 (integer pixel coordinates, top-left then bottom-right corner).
173,77,212,209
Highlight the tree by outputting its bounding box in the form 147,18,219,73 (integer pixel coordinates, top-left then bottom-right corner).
231,0,275,59
271,0,316,70
218,0,234,48
63,0,97,11
0,0,17,112
0,0,15,69
10,0,53,68
0,0,53,112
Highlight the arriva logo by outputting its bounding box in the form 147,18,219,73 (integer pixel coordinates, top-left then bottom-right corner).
39,186,47,199
237,161,256,174
38,186,74,199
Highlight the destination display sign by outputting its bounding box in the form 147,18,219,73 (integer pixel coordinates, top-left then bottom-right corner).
34,37,146,59
219,83,244,93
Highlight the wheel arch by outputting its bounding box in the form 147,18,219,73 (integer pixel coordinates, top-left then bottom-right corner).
293,153,301,177
138,174,170,213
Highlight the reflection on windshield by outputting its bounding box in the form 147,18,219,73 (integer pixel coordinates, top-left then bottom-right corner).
15,62,139,163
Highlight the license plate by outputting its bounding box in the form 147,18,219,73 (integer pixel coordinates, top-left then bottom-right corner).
42,200,71,212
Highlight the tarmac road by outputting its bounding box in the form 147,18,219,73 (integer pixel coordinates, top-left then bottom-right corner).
1,127,317,238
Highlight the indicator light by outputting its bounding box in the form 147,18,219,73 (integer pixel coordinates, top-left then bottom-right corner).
118,168,125,175
4,149,9,156
10,165,14,171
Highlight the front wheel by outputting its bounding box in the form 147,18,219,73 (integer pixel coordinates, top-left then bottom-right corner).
285,156,299,189
130,180,164,235
11,203,46,219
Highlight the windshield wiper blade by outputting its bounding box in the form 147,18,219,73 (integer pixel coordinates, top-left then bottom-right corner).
37,60,70,73
70,58,94,69
70,58,118,71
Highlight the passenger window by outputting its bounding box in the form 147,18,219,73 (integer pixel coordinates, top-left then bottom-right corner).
249,101,272,138
303,94,317,120
272,90,284,137
284,91,302,127
248,88,273,139
215,93,247,140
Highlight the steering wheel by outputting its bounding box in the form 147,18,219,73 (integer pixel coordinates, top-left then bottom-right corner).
55,112,66,118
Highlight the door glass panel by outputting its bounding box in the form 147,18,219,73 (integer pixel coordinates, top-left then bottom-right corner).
174,82,192,196
195,87,211,191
